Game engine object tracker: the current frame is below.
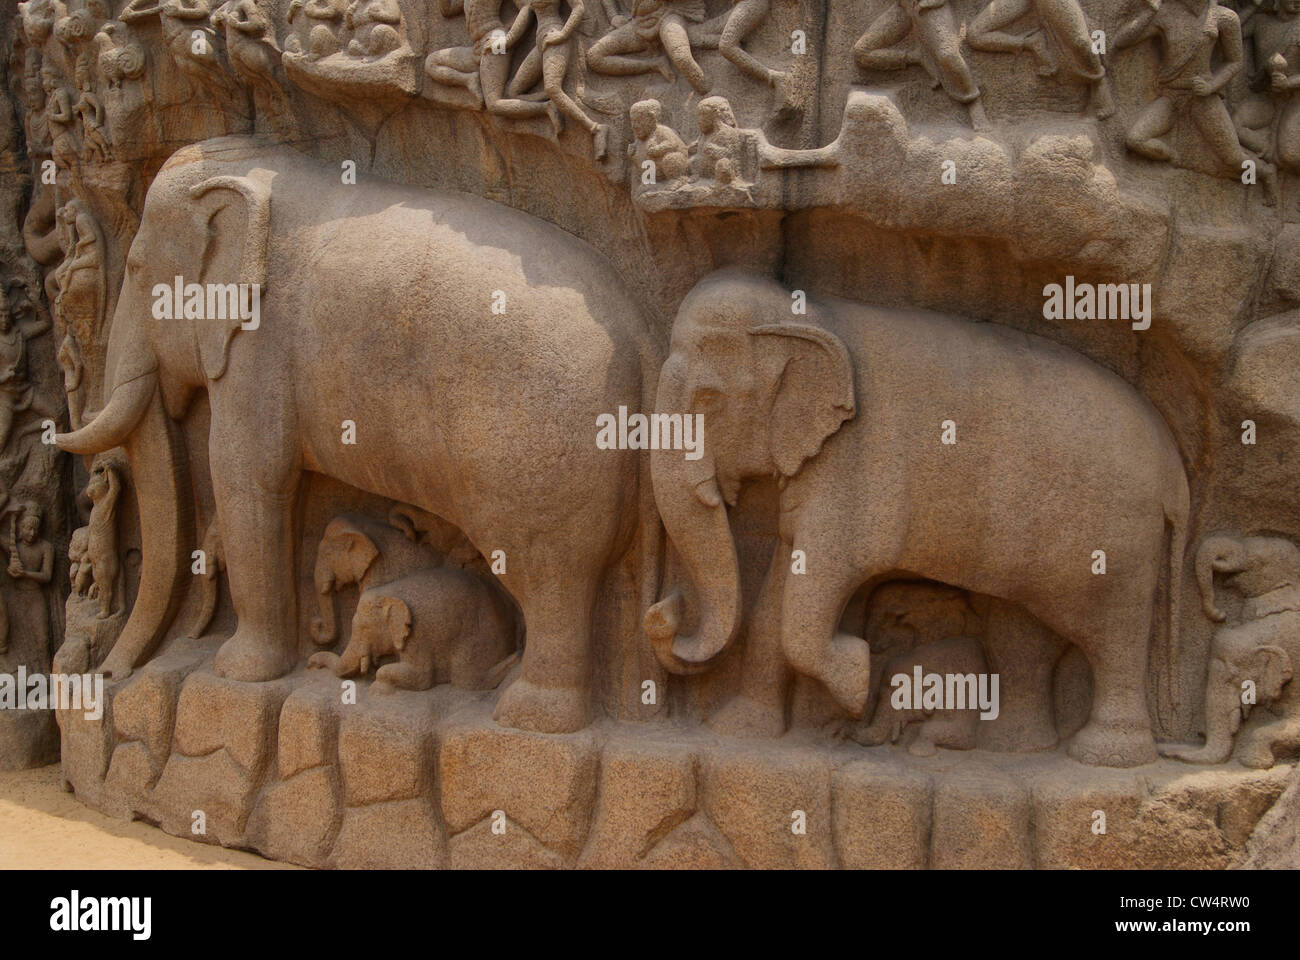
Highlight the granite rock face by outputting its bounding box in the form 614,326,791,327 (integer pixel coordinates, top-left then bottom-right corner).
0,0,1297,866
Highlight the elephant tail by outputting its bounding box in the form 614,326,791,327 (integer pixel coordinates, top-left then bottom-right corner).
1163,466,1191,725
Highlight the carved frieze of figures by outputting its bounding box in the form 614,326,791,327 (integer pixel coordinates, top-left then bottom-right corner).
282,0,419,101
49,197,104,430
1234,0,1300,172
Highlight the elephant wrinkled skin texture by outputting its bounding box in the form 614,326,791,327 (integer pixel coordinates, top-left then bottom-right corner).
644,270,1190,768
54,136,660,735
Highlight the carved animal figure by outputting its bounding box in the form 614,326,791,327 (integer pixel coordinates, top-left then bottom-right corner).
643,270,1189,767
56,136,660,737
1161,533,1300,767
309,567,519,692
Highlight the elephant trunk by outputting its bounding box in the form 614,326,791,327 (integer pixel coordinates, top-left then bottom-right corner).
55,370,157,455
1196,660,1241,763
1196,535,1245,623
312,554,338,645
643,419,741,675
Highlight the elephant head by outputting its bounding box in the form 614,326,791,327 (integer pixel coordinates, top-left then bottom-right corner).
52,154,272,678
340,590,412,676
644,270,855,673
1196,533,1300,622
311,515,382,644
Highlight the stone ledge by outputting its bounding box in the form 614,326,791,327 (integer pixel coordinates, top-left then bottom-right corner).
60,654,1297,869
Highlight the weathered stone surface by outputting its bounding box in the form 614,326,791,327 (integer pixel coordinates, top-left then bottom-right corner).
931,768,1033,869
338,694,435,807
246,767,341,869
833,758,933,869
332,798,445,870
448,816,564,870
702,745,835,869
439,710,599,863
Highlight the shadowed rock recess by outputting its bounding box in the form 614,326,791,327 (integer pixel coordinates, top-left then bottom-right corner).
3,0,1300,868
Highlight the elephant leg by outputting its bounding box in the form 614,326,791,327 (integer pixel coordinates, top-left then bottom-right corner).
1237,716,1300,768
780,556,872,717
493,568,596,734
209,420,302,682
1064,603,1159,767
710,542,792,737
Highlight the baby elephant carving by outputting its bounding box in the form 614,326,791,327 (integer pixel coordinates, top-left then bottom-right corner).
1161,533,1299,768
853,583,990,756
308,568,519,692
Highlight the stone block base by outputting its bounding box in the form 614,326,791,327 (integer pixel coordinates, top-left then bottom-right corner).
60,642,1296,868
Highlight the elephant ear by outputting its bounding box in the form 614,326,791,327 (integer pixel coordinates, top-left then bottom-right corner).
749,321,856,479
188,174,271,381
379,596,413,652
1252,644,1294,702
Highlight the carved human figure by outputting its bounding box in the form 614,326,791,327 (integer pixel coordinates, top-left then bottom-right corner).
690,94,746,183
73,60,110,161
6,502,54,657
716,0,792,108
57,335,86,431
309,568,520,692
1115,0,1277,201
212,0,294,131
1161,533,1300,767
587,0,711,94
50,198,105,368
629,98,690,182
853,0,988,129
344,0,406,58
18,0,67,47
500,0,610,158
42,64,79,169
966,0,1114,118
426,0,553,120
81,462,121,619
21,61,50,156
0,284,52,454
284,0,348,60
1232,0,1300,172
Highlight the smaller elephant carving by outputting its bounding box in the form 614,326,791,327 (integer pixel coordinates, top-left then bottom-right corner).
310,510,447,645
1161,533,1300,768
81,461,121,619
853,583,991,756
308,568,519,692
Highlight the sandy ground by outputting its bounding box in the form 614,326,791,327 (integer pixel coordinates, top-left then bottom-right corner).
0,765,298,869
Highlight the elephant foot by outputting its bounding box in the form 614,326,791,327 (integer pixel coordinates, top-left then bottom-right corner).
709,693,787,738
819,633,872,718
1069,720,1157,768
493,676,587,733
214,629,297,682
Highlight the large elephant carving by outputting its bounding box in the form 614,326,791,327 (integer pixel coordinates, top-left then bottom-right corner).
643,270,1190,767
54,135,661,734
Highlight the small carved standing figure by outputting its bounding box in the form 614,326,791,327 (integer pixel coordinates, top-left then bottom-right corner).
503,0,611,158
73,59,111,161
0,283,52,454
6,502,54,658
42,64,79,168
690,94,747,183
1115,0,1277,202
853,0,989,129
966,0,1115,118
